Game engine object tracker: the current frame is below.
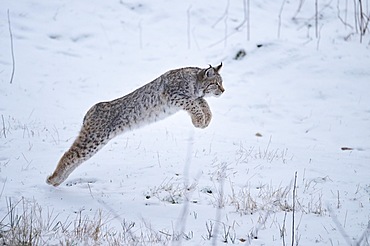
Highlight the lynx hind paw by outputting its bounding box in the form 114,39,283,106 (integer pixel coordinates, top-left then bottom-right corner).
46,174,63,187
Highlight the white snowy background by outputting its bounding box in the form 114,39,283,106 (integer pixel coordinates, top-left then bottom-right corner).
0,0,369,245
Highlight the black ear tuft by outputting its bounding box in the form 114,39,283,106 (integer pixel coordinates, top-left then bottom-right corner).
215,62,223,72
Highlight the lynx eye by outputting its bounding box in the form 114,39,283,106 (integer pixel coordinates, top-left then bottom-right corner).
216,81,224,93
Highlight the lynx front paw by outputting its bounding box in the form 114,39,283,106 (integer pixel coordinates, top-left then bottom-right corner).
191,115,209,129
203,111,212,127
191,110,211,128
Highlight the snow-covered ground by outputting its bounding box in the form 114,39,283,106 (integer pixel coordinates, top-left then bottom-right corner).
0,0,369,245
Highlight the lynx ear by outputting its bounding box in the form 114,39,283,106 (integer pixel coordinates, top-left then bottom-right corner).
215,62,223,72
205,66,215,78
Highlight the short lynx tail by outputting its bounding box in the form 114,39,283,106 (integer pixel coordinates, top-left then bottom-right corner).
46,125,109,186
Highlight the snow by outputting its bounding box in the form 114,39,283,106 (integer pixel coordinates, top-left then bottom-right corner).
0,0,369,245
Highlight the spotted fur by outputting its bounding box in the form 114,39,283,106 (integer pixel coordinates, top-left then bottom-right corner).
46,64,224,186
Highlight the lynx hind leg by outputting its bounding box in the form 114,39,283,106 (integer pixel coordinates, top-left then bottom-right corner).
46,124,109,187
186,98,212,129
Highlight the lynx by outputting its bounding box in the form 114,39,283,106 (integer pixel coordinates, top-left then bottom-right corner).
46,63,224,186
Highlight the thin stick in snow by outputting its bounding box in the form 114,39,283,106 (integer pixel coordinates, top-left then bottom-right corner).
354,0,359,33
358,0,369,43
7,10,15,84
316,24,324,50
235,0,247,30
291,171,297,246
293,0,305,19
187,6,192,49
87,183,95,199
223,14,228,47
236,0,250,41
247,0,250,40
278,0,287,38
1,115,6,138
0,177,7,199
337,190,341,209
282,211,287,246
138,20,143,49
337,0,353,29
212,0,229,28
315,0,319,38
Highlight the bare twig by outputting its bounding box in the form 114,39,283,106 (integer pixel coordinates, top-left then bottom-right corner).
297,1,333,31
357,0,370,42
251,211,270,241
293,0,306,19
0,177,7,199
247,0,250,41
263,136,272,159
1,114,6,138
354,0,359,33
359,0,364,42
187,6,192,49
337,0,354,29
87,183,95,199
204,221,214,240
235,0,250,41
138,19,143,49
223,12,228,47
344,0,348,26
212,0,229,28
236,0,247,30
291,171,297,246
316,24,324,50
7,10,16,84
278,0,287,38
281,211,287,246
337,190,341,209
315,0,319,38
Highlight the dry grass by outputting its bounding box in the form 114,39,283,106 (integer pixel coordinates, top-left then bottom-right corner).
0,197,182,245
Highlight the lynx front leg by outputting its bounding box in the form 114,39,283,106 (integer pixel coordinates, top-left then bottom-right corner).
197,98,212,127
46,125,109,187
185,98,212,129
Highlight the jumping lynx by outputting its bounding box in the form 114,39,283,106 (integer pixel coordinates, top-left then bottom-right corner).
46,63,224,186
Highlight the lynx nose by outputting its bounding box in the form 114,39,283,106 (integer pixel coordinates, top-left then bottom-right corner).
219,85,225,93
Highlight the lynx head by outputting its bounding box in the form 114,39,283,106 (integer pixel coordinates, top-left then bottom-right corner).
197,63,225,97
